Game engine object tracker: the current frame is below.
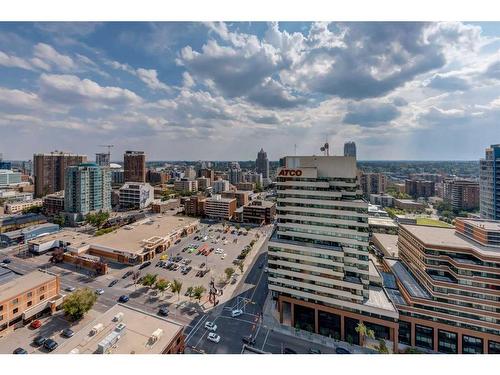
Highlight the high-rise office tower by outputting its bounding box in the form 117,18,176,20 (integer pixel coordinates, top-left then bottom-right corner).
480,144,500,219
124,151,146,183
268,155,398,347
256,148,270,179
64,162,111,217
344,141,357,158
95,152,111,167
33,151,87,198
228,163,242,185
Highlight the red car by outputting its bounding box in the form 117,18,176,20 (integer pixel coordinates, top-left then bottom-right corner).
30,320,42,329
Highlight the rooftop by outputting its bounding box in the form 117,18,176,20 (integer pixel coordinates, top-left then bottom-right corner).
28,229,92,246
0,270,56,302
371,233,399,257
458,218,500,232
368,217,398,228
386,259,431,300
364,286,398,314
54,304,183,354
81,215,199,256
400,224,500,257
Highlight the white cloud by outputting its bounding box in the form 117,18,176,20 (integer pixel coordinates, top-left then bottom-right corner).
0,51,35,71
33,43,76,72
136,68,171,92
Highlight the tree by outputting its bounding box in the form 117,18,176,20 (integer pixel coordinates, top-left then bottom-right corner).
355,322,375,347
132,271,141,290
141,273,158,287
245,227,250,232
238,262,244,274
61,288,97,321
255,182,263,193
192,285,206,303
170,279,183,300
22,205,43,214
235,224,241,230
376,339,389,354
155,279,169,297
185,286,194,299
85,211,110,229
53,214,65,227
224,267,235,281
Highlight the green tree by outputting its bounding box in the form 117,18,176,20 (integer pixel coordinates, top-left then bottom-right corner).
61,288,97,321
22,205,43,214
85,211,110,228
254,182,263,193
155,278,169,297
53,214,65,227
141,273,158,287
376,339,389,354
192,285,206,303
185,286,194,299
235,223,241,230
355,322,375,347
170,279,183,300
238,262,244,274
224,267,235,281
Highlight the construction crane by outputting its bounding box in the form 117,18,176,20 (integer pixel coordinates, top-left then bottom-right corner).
99,144,114,155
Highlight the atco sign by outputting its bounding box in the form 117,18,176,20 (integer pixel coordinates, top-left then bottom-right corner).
278,169,303,177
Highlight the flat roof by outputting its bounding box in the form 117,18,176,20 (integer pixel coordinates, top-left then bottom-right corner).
400,224,500,257
54,304,183,354
368,217,397,227
372,233,399,257
364,286,397,313
84,215,199,255
28,230,93,246
459,218,500,231
386,259,431,300
0,270,56,302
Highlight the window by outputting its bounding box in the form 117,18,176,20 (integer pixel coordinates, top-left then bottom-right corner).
0,315,3,321
39,286,45,292
0,305,3,312
438,330,457,354
13,308,18,314
415,324,434,350
27,301,32,307
398,321,411,346
462,335,483,354
39,295,45,301
27,292,32,298
12,298,19,305
488,340,500,354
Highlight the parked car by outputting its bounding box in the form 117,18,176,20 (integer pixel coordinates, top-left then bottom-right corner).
335,347,351,354
13,347,27,354
95,288,104,295
33,336,47,346
122,271,133,279
204,321,217,331
175,239,181,244
200,262,206,268
30,320,42,329
242,335,256,345
283,347,297,354
207,332,221,343
195,270,202,277
158,306,169,316
43,339,59,352
2,258,11,264
231,309,243,318
108,280,119,287
139,261,151,270
65,286,76,292
221,254,226,260
308,348,321,354
61,328,74,338
118,295,129,303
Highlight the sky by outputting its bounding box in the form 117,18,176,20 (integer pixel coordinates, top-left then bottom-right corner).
1,21,500,161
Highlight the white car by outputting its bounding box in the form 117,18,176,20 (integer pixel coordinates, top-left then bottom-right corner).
207,332,221,343
95,288,104,295
204,321,217,331
215,248,223,254
264,267,268,273
221,254,226,260
231,308,243,318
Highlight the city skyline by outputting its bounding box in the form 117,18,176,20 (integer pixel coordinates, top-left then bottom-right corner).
2,22,500,161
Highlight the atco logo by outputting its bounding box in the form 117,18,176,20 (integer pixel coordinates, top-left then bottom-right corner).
278,169,303,177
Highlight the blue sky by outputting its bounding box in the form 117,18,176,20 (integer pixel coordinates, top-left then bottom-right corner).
1,22,500,161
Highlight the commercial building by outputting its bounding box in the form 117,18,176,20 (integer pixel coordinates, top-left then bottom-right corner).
235,182,255,191
480,144,500,220
228,164,243,186
64,163,111,223
33,151,87,198
123,151,146,183
242,200,276,224
146,170,168,186
369,193,394,207
173,179,198,193
0,223,60,247
212,179,230,194
405,179,435,199
42,191,65,217
221,190,249,208
53,304,185,354
151,199,180,214
269,156,399,350
358,172,387,195
110,163,124,186
0,270,63,333
184,195,207,217
119,182,154,210
389,219,500,353
0,169,22,187
198,168,215,182
343,141,357,158
394,199,426,211
195,177,210,191
4,198,43,214
184,166,197,180
205,195,237,220
256,148,270,180
0,213,46,234
244,171,263,186
410,173,443,183
67,215,198,264
0,190,33,202
95,152,110,167
368,217,398,235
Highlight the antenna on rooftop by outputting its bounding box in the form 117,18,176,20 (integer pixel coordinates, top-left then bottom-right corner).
294,144,297,156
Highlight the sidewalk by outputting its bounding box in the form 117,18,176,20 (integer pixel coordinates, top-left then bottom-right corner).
261,293,376,354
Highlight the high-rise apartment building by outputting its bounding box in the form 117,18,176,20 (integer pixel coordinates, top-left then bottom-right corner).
443,179,480,211
123,151,146,183
343,141,357,158
198,168,215,182
480,144,500,219
358,172,387,195
212,180,230,194
95,152,110,167
256,148,270,179
33,151,87,198
405,179,435,198
229,163,243,185
269,156,399,349
64,163,111,221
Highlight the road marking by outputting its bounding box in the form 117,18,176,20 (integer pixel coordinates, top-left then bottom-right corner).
185,314,209,343
261,328,271,351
